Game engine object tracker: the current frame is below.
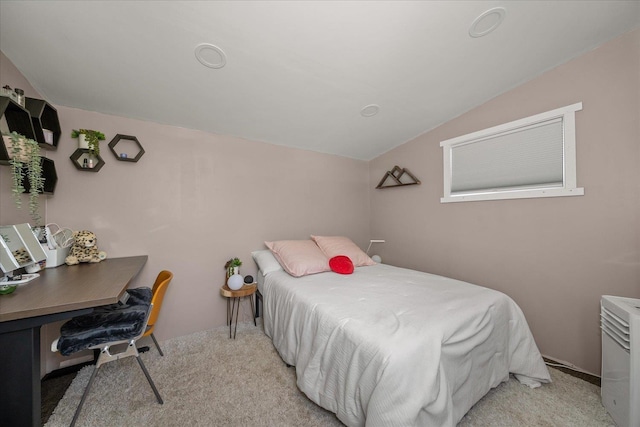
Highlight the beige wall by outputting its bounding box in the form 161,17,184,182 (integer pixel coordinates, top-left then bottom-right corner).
1,51,371,374
370,29,640,375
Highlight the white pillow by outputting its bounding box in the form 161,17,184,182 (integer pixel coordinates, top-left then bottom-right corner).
251,250,283,276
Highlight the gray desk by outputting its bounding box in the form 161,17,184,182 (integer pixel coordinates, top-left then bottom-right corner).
0,255,148,427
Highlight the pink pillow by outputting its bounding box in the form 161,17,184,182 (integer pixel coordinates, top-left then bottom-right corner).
264,240,330,277
310,235,375,267
329,256,354,274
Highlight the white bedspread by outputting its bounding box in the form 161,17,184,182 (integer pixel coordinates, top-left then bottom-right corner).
262,264,551,426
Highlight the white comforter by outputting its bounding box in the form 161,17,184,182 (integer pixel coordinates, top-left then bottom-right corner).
262,264,551,426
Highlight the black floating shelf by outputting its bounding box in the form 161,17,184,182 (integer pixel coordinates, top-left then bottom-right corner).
376,166,421,189
108,134,144,162
22,157,58,195
0,96,37,165
70,148,105,172
25,97,61,150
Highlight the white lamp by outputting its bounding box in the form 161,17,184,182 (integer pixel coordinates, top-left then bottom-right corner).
366,239,385,263
227,273,244,290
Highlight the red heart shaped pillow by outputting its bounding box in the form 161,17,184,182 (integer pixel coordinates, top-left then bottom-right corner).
329,255,354,275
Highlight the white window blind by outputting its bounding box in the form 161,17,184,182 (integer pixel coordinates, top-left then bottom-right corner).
441,103,584,202
451,118,564,193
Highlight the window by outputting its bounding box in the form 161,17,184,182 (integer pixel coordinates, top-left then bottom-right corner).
440,103,584,203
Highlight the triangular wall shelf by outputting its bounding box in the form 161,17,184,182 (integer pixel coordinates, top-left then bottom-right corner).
376,165,421,189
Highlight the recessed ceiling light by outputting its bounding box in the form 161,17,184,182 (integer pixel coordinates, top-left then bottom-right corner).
195,43,227,69
361,104,380,117
469,7,506,38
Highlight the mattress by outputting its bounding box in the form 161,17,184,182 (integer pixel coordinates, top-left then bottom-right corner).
261,263,551,426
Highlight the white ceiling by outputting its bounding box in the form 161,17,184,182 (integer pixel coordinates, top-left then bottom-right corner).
1,1,638,160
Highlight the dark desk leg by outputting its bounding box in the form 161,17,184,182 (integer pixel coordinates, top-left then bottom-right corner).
0,326,41,427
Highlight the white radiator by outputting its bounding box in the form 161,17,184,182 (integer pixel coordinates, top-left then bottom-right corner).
600,295,640,427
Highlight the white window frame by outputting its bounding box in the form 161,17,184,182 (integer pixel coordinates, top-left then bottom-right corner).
440,102,584,203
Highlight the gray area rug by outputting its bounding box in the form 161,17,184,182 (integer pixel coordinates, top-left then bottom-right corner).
45,321,614,426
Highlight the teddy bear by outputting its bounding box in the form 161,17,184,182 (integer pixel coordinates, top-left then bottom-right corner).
65,230,107,265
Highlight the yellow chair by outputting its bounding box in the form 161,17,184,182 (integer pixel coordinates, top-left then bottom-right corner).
52,288,163,426
144,270,173,356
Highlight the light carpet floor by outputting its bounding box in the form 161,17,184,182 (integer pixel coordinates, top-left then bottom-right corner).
45,321,614,427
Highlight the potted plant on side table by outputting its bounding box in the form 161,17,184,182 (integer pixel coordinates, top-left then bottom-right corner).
225,257,243,290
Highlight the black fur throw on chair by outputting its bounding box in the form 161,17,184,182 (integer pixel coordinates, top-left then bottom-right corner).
57,287,152,356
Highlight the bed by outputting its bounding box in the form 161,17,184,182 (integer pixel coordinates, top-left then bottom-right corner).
254,242,551,426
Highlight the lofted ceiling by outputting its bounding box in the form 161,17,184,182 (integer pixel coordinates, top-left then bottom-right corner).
1,1,638,160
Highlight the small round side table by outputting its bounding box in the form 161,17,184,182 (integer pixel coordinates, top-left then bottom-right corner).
220,283,257,339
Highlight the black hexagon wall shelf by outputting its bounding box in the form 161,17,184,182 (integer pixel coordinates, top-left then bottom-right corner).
25,97,61,149
70,148,105,172
108,134,144,162
22,157,58,194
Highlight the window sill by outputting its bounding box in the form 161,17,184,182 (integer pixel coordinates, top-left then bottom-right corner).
441,187,584,203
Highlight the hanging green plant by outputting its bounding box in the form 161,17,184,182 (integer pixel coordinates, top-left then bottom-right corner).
26,139,44,225
7,132,26,209
71,129,105,156
5,131,44,225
